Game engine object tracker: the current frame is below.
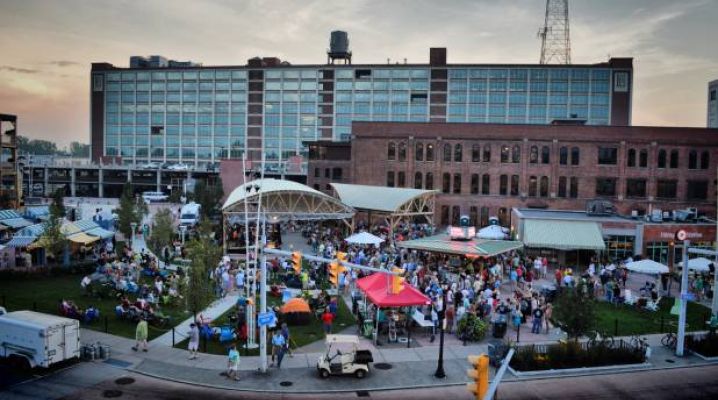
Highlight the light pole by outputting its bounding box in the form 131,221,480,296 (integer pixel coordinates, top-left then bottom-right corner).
130,222,137,250
434,286,447,378
180,225,187,245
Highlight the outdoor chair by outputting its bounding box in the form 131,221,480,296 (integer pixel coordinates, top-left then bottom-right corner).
624,289,636,305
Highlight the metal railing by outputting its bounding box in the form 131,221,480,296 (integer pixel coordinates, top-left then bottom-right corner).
484,348,515,400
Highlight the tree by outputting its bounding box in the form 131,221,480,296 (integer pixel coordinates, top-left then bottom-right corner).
185,219,221,315
69,142,90,158
552,281,596,340
17,135,58,155
116,183,145,239
191,177,224,219
41,189,68,265
149,208,175,255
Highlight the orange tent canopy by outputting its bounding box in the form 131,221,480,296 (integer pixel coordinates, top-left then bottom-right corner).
280,297,311,314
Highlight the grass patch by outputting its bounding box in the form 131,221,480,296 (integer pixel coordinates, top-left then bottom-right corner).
174,294,356,356
594,297,711,336
0,269,193,340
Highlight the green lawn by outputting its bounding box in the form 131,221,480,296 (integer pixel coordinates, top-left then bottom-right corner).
595,297,712,337
174,294,356,356
0,269,193,340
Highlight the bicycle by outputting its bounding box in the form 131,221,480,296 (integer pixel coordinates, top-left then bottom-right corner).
587,330,615,347
661,332,677,349
629,335,649,351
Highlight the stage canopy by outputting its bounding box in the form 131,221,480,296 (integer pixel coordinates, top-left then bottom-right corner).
356,273,430,307
396,234,523,258
222,178,355,222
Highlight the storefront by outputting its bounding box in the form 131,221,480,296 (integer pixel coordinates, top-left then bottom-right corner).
642,224,716,269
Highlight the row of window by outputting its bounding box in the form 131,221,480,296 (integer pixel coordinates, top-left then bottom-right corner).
388,141,712,170
439,205,511,228
384,171,710,201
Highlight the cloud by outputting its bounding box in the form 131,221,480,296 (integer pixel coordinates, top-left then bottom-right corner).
0,65,39,74
48,60,79,67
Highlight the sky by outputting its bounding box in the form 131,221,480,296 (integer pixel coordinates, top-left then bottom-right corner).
0,0,716,148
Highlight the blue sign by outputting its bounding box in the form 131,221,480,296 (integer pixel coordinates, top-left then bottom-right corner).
258,311,276,327
681,293,696,302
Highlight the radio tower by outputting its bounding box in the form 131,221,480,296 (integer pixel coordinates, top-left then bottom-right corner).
538,0,571,64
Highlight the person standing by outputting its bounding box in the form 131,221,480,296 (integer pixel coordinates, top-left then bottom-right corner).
531,306,544,334
281,323,293,358
187,323,199,360
132,318,148,352
226,344,240,381
271,330,286,368
322,309,335,334
544,302,553,334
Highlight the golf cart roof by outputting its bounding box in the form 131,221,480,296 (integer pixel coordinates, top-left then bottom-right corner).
325,334,360,345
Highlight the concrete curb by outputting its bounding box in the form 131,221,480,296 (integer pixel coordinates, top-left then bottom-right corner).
689,350,718,362
127,366,470,394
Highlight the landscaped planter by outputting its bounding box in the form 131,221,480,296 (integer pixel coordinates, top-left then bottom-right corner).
508,361,652,377
508,340,649,377
686,333,718,361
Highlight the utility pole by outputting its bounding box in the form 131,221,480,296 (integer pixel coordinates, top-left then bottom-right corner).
538,0,571,64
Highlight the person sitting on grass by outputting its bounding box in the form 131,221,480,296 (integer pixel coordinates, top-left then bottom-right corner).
84,305,100,324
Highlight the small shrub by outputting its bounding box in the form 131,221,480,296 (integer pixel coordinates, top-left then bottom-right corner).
510,340,645,371
457,313,488,342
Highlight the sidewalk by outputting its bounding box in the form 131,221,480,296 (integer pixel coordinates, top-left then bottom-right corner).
80,327,718,393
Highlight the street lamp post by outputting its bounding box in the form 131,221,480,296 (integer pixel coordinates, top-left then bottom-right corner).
130,222,137,250
434,286,447,379
180,225,187,245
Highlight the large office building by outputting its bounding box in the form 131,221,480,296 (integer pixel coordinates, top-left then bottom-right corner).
90,33,633,176
0,114,19,207
709,79,718,128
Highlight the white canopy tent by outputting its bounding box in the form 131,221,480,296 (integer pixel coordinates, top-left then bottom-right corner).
477,225,508,240
677,257,714,272
625,259,669,275
344,231,384,246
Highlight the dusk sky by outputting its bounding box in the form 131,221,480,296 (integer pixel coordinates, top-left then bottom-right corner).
0,0,716,148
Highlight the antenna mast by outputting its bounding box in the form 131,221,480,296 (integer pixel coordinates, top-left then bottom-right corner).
538,0,571,64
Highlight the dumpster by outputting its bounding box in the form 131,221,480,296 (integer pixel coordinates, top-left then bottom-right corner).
493,321,507,339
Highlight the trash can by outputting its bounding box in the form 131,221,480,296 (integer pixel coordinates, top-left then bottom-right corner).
493,321,507,339
98,343,111,360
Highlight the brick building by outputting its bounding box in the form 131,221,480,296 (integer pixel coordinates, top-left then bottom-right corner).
307,121,718,227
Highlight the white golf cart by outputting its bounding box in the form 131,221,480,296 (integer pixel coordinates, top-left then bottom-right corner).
317,334,373,379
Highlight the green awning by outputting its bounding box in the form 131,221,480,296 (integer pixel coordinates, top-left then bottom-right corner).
522,219,606,251
396,234,523,257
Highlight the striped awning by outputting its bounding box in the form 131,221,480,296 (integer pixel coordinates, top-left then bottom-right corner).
522,220,606,251
85,227,115,240
0,218,33,229
4,236,37,248
67,232,100,245
0,209,23,220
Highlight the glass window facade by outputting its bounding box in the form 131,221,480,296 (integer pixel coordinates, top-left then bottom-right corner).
99,63,619,170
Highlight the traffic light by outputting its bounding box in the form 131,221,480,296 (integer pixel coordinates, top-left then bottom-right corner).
467,354,489,400
291,251,302,274
391,267,405,294
336,251,348,263
328,261,340,286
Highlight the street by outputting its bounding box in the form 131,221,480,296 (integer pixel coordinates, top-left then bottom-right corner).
4,363,715,400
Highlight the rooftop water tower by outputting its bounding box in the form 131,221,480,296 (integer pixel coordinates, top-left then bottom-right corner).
327,30,352,64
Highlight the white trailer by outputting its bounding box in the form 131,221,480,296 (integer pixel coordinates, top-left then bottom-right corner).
0,310,80,368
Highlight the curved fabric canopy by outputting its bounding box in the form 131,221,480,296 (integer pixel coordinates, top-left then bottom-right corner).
330,183,435,214
356,273,430,307
222,178,354,221
280,298,311,314
677,257,714,272
345,231,384,246
477,225,508,240
625,259,669,274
